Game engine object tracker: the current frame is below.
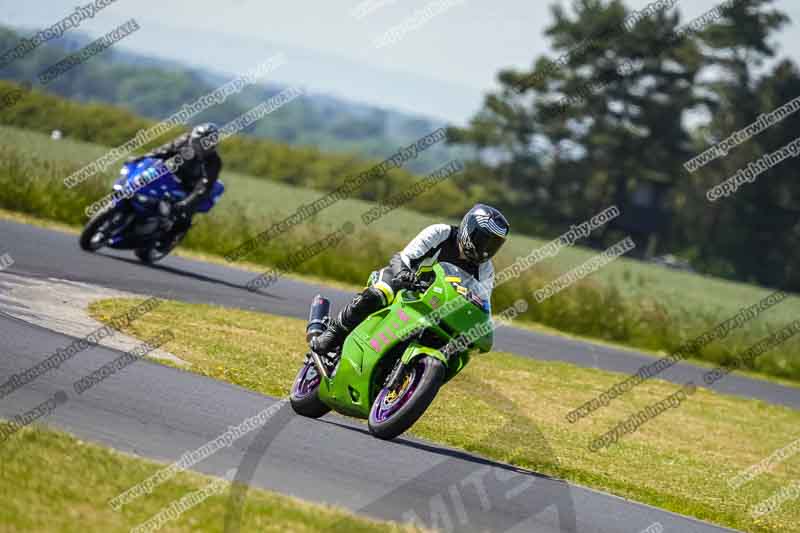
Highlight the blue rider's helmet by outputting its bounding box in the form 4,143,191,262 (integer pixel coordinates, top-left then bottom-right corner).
189,122,220,158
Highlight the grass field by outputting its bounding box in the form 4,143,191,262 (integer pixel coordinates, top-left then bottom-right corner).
1,124,799,383
90,297,800,533
0,425,423,532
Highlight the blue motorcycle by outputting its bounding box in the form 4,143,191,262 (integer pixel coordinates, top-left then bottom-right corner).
79,157,224,263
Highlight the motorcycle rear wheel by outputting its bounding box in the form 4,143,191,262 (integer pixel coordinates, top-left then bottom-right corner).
135,230,186,264
290,360,331,418
368,356,445,440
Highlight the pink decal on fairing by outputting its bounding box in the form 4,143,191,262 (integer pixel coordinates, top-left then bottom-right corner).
371,311,412,350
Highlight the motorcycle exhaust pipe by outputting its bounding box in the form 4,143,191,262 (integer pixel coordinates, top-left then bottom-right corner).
306,295,331,379
306,294,331,343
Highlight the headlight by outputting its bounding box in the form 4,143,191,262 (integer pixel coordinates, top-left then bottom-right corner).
136,194,154,204
120,166,129,176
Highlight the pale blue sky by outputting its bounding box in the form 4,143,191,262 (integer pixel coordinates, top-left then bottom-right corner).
2,1,799,124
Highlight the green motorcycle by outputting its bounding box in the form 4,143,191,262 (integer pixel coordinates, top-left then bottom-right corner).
290,261,493,440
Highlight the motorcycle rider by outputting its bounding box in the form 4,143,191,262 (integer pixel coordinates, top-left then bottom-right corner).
127,123,222,235
311,204,510,366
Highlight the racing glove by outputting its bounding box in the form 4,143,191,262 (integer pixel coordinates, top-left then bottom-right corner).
392,269,416,289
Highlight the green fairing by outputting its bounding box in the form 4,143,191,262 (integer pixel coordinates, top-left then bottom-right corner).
316,262,491,419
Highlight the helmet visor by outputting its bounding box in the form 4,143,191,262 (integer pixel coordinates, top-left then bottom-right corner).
468,227,506,260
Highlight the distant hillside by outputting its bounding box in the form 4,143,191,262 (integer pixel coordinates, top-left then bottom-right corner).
0,79,470,220
0,25,471,173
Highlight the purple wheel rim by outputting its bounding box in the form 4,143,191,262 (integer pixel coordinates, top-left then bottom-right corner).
292,362,321,399
373,360,424,423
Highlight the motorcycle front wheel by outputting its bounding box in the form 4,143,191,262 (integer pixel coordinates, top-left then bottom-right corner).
368,356,445,440
79,206,127,252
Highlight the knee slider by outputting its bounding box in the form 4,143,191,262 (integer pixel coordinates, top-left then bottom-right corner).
372,280,395,305
363,286,387,307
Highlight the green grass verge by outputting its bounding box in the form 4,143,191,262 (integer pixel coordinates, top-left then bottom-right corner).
2,124,800,383
90,297,800,533
5,204,797,392
0,425,423,532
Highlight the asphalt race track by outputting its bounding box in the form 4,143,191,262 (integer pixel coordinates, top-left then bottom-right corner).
2,219,797,410
1,217,792,532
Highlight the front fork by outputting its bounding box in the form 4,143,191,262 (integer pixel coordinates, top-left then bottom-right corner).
385,343,449,390
384,357,411,391
103,203,136,245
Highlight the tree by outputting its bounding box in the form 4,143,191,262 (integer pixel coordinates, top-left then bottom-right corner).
449,0,798,288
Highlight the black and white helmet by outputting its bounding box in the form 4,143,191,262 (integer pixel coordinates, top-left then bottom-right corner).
189,122,219,157
458,204,509,263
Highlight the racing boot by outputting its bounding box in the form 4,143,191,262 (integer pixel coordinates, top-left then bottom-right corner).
310,287,386,365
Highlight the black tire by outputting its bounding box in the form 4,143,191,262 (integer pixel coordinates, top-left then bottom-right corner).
368,356,445,440
79,207,117,251
134,247,165,264
134,230,186,264
290,362,331,418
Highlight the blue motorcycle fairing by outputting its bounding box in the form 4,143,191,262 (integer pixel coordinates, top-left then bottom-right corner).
103,158,224,248
112,158,224,213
